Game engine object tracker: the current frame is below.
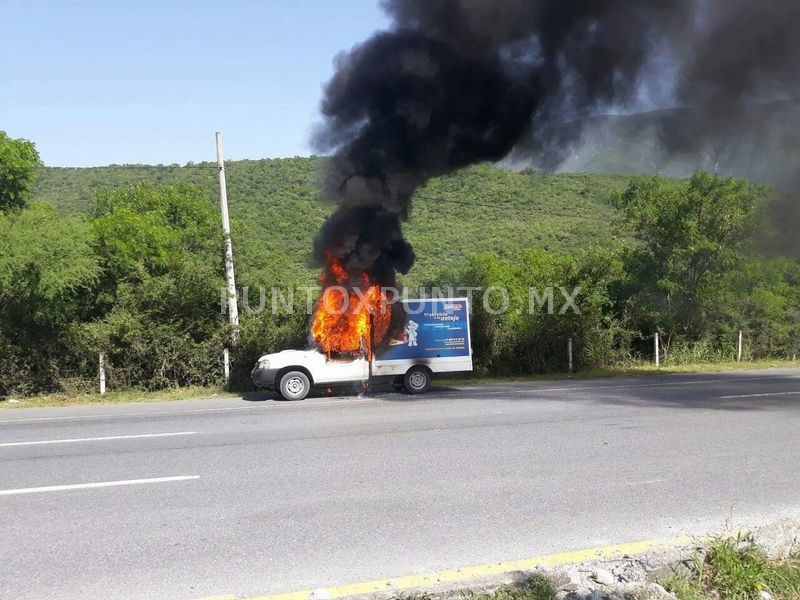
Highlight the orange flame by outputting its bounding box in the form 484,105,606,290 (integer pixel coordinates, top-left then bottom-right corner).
311,259,392,358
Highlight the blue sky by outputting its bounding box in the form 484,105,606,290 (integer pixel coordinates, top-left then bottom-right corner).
1,0,389,166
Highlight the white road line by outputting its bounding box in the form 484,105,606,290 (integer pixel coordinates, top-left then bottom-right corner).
0,431,197,448
0,475,200,497
718,391,800,399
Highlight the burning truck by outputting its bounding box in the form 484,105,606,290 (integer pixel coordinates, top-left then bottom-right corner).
244,2,539,400
250,0,800,396
251,292,472,400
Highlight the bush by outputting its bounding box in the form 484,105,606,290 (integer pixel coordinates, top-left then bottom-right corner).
664,535,800,600
0,204,99,395
83,183,228,390
431,247,628,374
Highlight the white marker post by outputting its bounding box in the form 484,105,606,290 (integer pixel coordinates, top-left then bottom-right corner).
99,352,106,395
737,330,743,363
567,337,573,374
654,332,660,367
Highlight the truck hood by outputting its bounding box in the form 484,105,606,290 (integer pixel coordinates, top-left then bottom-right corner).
256,349,325,368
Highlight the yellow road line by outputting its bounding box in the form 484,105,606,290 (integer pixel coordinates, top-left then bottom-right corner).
213,535,696,600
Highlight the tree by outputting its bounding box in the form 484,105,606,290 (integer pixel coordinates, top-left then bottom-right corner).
87,183,228,389
0,204,100,394
614,172,765,353
0,131,41,211
433,246,626,374
714,258,800,359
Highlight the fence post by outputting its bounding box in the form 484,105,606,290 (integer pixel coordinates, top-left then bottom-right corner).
737,330,743,363
654,332,660,367
223,348,230,385
567,337,573,374
99,352,106,395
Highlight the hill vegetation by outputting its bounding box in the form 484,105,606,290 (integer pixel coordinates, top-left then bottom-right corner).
0,137,797,396
31,159,632,288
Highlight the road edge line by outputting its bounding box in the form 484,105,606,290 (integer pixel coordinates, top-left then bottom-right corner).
228,535,696,600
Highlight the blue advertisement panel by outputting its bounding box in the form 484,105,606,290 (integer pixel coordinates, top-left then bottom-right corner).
378,298,471,360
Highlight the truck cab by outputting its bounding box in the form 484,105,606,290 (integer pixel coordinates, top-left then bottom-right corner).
252,349,368,398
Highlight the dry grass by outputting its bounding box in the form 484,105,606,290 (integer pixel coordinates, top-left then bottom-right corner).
439,359,800,386
0,385,237,409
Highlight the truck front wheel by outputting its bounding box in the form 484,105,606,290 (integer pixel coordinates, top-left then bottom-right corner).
278,370,310,401
404,366,431,394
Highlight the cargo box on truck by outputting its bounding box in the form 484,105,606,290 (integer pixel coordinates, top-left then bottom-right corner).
251,297,472,400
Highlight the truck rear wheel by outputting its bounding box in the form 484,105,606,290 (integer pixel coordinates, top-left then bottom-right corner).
278,370,310,401
404,366,431,394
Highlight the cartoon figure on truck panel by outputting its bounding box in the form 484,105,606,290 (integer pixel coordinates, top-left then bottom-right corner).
405,320,419,347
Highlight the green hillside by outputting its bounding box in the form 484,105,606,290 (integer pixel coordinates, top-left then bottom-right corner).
10,154,797,395
31,158,631,287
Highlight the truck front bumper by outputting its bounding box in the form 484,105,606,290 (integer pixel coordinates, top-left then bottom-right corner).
251,368,280,388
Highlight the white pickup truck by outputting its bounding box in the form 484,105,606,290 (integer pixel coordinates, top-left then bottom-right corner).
251,298,472,400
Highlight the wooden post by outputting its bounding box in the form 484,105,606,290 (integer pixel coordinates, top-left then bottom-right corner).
567,337,573,374
223,348,230,385
737,330,743,363
654,332,660,367
99,352,106,395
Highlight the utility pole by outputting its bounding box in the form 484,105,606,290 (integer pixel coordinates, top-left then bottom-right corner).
216,132,239,384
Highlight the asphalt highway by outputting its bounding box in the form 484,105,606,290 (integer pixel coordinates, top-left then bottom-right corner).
1,368,799,599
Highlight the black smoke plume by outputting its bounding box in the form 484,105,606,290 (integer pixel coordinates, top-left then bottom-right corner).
313,0,800,285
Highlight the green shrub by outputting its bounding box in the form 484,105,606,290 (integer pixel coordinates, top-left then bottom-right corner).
432,247,628,374
0,204,99,395
664,535,800,600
